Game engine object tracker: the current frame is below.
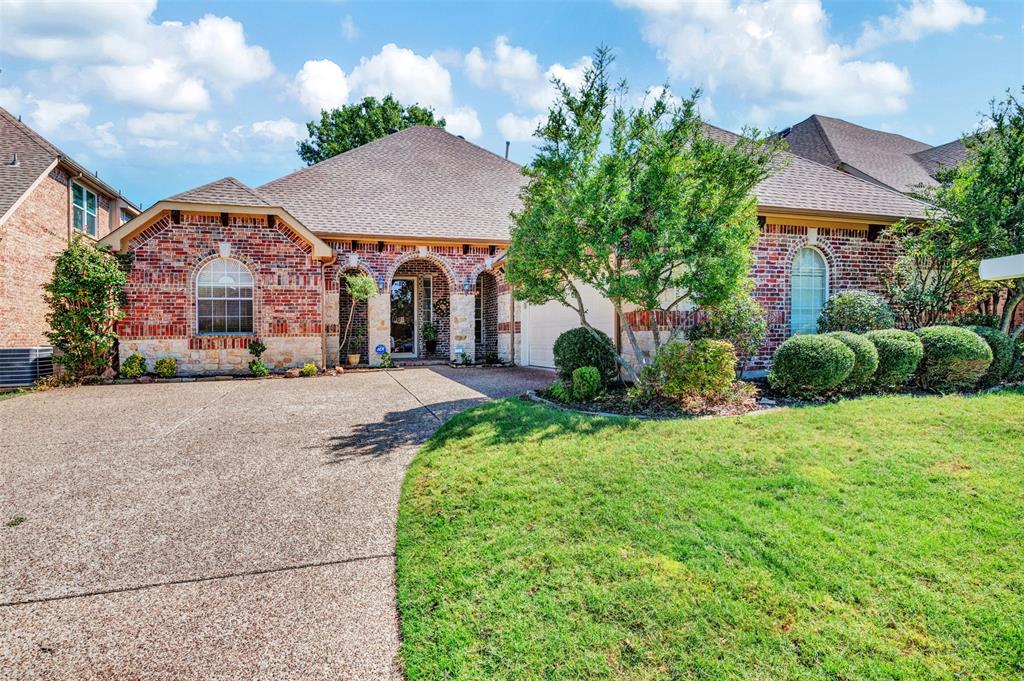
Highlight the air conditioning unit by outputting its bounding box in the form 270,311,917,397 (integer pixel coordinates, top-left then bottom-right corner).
0,347,53,388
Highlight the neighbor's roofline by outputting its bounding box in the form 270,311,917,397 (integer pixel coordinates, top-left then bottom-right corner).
98,200,333,260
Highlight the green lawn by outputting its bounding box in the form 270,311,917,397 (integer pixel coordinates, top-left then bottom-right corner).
0,388,32,402
397,390,1024,680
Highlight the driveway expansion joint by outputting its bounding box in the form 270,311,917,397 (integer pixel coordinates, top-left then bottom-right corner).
1,552,396,608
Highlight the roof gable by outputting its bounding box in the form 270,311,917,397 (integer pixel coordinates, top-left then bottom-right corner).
257,126,527,242
168,177,271,207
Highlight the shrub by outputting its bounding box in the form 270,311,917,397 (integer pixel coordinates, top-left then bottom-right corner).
552,327,618,385
824,332,879,391
646,340,736,403
689,293,767,375
44,237,128,378
966,325,1014,387
915,325,992,393
953,311,1001,328
548,379,573,403
154,357,177,379
249,359,269,377
864,329,924,389
817,290,895,334
248,340,267,360
571,366,603,402
301,362,318,377
768,334,854,398
119,353,147,379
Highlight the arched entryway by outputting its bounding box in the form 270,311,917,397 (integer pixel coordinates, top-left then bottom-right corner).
339,268,370,365
390,258,452,359
475,271,499,362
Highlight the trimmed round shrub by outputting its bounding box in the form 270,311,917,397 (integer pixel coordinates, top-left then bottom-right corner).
301,362,318,377
154,357,177,379
824,331,879,391
553,327,618,385
915,325,992,393
646,339,736,403
768,334,855,398
571,366,603,402
817,290,895,334
966,325,1014,387
689,294,767,373
864,329,923,389
119,353,147,379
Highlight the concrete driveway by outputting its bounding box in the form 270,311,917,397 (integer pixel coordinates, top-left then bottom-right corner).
0,366,552,679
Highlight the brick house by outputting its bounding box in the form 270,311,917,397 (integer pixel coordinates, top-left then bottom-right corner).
0,106,138,385
100,125,928,375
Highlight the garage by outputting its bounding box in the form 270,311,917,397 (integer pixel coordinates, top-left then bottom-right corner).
520,282,616,369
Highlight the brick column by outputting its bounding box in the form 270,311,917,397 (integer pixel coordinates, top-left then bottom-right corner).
449,293,475,363
367,289,390,366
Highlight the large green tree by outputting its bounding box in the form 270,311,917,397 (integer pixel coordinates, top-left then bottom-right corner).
298,95,445,164
505,47,783,383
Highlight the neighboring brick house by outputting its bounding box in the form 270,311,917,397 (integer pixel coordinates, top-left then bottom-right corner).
100,125,929,376
0,106,138,385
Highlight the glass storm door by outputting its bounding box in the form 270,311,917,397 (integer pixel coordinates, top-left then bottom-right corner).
390,278,416,355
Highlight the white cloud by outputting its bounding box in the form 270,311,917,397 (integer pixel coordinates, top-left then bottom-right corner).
497,113,545,142
126,112,218,142
852,0,985,54
248,118,305,143
349,43,453,110
616,0,914,117
0,1,273,112
341,15,359,41
0,87,27,113
28,99,90,133
465,36,591,112
443,107,483,139
295,59,350,114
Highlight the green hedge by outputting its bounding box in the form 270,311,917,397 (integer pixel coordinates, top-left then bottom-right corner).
864,329,923,389
553,327,618,385
916,326,992,393
119,353,147,380
646,339,736,402
768,335,854,398
817,291,895,334
824,332,879,391
966,326,1014,387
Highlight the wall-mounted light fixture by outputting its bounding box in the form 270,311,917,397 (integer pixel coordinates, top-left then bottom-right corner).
377,273,385,290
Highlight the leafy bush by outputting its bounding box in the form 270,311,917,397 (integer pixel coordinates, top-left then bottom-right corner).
864,329,924,389
768,335,854,398
1011,339,1024,380
119,353,147,379
824,332,879,391
154,357,177,379
645,340,736,403
966,326,1014,387
689,293,767,374
301,362,318,377
817,290,895,334
248,340,267,360
44,237,128,378
915,325,992,393
548,379,573,403
953,311,1001,328
571,366,603,401
249,359,269,377
553,327,618,385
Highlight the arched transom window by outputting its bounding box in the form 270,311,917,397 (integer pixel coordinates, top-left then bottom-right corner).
790,247,827,335
196,259,254,334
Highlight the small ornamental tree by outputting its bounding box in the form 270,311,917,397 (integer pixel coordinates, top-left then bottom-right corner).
298,95,445,165
341,273,377,358
505,47,784,385
44,237,127,378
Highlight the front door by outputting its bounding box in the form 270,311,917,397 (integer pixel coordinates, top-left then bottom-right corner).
390,278,416,356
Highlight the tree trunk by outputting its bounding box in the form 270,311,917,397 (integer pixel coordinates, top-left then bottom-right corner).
1000,284,1024,335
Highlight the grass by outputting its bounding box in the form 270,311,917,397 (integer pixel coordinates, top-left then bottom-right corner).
0,388,33,402
397,390,1024,680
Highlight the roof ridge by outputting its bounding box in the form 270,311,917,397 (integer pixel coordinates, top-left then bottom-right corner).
787,150,931,211
0,105,61,160
809,115,841,167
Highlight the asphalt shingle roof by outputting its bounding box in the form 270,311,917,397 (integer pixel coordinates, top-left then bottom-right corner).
912,139,969,177
782,114,963,195
168,177,272,207
707,125,929,220
0,106,63,221
257,126,527,242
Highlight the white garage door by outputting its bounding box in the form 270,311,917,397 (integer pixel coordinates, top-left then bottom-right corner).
522,283,616,369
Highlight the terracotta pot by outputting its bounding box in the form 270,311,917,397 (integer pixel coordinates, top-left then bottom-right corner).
346,353,361,366
425,340,438,354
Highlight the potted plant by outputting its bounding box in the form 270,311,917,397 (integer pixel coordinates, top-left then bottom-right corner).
421,320,439,355
346,328,365,366
340,273,377,367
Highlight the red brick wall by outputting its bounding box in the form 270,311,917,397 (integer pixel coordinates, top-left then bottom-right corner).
119,212,322,346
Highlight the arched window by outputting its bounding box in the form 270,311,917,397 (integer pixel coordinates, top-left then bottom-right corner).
196,259,254,334
790,247,827,335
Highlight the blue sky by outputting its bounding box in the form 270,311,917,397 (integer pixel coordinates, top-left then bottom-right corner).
1,0,1021,208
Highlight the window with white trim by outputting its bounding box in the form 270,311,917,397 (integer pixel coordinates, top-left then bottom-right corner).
790,247,827,335
196,259,254,334
72,182,97,237
422,276,433,322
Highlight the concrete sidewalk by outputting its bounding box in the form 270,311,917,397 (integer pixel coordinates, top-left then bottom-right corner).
0,367,552,679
